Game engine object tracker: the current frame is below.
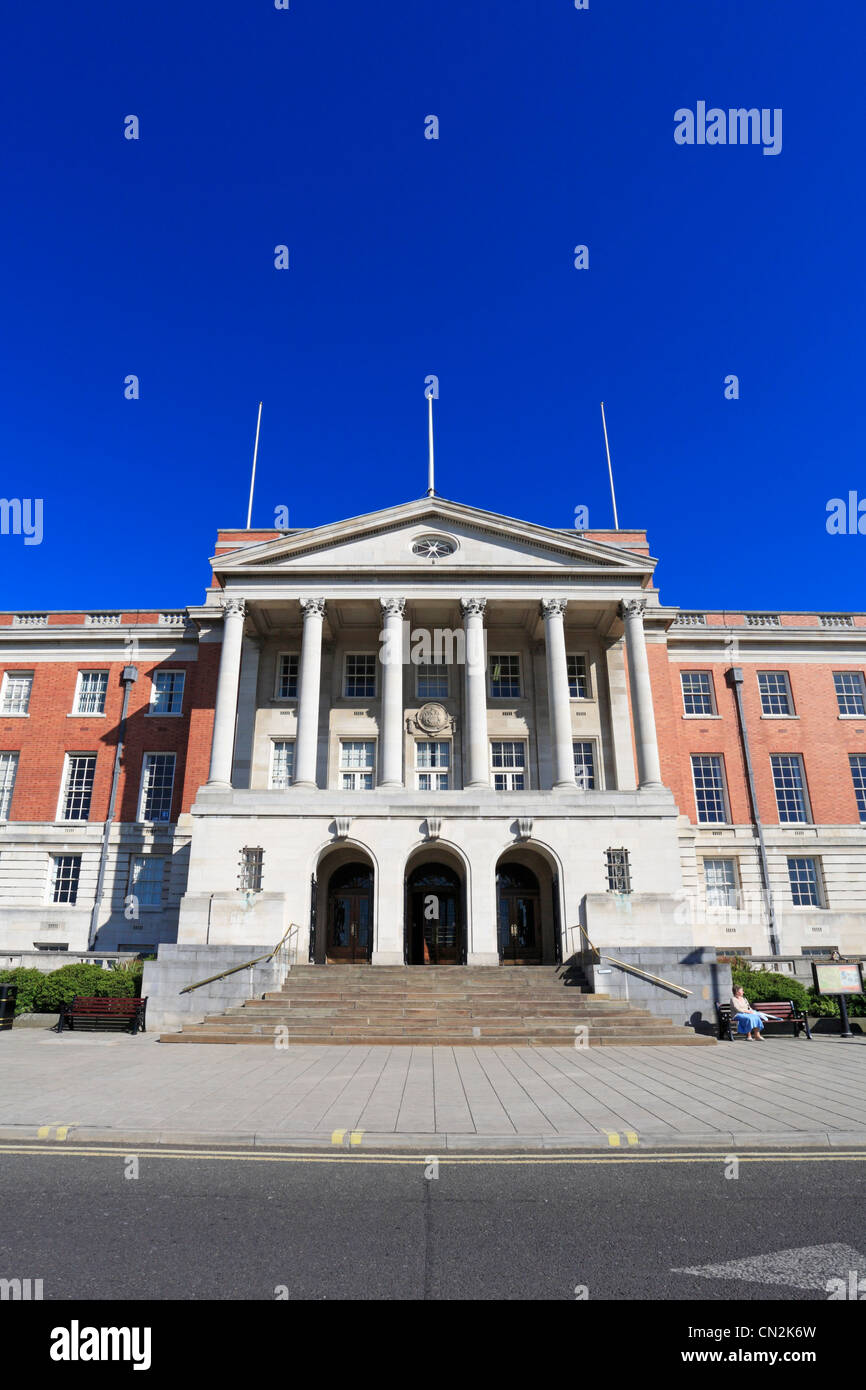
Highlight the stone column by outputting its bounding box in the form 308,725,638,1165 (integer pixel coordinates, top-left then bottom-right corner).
620,598,663,788
207,597,246,787
293,598,326,789
461,597,488,789
379,597,405,787
541,598,577,789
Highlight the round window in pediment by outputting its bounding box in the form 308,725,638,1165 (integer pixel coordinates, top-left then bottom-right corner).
411,534,457,560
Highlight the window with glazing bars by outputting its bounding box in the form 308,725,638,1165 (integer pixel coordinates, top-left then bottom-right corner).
270,740,295,788
0,752,18,820
681,671,714,716
490,740,526,790
567,654,589,699
75,671,108,715
771,754,810,823
151,671,185,714
277,654,299,699
691,754,728,823
129,856,165,908
489,655,521,699
139,753,176,822
0,672,33,715
834,671,866,716
758,671,793,716
51,855,81,904
787,856,822,907
704,858,738,908
240,847,263,892
416,663,449,699
605,848,631,893
573,741,595,789
344,654,376,698
339,741,375,789
850,755,866,823
61,755,96,821
416,740,450,790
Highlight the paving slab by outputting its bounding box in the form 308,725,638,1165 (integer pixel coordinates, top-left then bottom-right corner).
0,1030,864,1152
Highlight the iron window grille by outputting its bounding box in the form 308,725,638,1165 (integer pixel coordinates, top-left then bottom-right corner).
605,848,632,893
240,847,264,893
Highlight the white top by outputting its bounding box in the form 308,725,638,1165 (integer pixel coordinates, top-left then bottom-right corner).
731,995,750,1013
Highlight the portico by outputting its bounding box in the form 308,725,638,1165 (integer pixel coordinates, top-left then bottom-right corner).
177,495,683,965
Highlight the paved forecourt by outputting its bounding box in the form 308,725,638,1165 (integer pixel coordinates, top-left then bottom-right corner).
0,1030,864,1151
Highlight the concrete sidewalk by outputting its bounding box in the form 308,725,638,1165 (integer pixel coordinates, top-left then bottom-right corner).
0,1028,864,1151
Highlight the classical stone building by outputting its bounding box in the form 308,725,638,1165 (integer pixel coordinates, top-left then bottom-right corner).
1,495,865,972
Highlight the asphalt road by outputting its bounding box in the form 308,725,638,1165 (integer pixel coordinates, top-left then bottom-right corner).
2,1144,865,1301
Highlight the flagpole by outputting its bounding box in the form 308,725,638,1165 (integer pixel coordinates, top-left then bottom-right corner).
427,392,435,496
246,401,263,529
600,400,620,530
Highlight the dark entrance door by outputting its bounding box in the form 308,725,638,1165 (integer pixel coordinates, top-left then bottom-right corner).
326,862,373,963
406,863,463,964
497,864,542,964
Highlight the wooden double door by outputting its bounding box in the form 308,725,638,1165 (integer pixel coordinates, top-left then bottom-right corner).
497,864,542,964
405,863,464,964
325,863,373,963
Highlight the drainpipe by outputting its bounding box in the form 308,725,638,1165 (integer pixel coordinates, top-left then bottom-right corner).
88,665,138,949
725,667,780,956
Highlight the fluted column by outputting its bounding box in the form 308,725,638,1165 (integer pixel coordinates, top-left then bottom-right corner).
461,597,488,788
293,598,326,788
620,598,663,788
541,598,577,788
207,597,247,787
379,597,406,787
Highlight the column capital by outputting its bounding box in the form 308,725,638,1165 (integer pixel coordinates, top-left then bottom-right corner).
380,597,406,616
619,598,647,621
540,597,568,618
222,597,246,620
300,597,326,619
460,597,487,618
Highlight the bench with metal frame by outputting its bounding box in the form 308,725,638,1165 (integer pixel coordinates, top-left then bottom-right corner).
57,995,147,1035
716,1000,811,1042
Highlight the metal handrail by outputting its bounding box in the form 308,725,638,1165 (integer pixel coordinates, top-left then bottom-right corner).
571,923,691,999
179,924,300,995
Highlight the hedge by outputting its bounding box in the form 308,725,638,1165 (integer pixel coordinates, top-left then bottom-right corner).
730,958,865,1017
0,961,143,1015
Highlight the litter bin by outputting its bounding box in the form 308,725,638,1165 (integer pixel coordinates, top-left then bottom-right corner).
0,983,17,1031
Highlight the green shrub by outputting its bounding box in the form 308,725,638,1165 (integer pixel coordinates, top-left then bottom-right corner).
806,988,866,1018
32,962,141,1012
0,967,50,1015
730,963,811,1011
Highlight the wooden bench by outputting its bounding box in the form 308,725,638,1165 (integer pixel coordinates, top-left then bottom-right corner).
57,995,147,1035
716,1000,811,1042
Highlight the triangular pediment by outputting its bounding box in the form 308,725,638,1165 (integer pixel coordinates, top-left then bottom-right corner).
213,497,655,578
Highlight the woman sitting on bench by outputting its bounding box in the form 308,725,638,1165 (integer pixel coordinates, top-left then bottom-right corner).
731,986,765,1041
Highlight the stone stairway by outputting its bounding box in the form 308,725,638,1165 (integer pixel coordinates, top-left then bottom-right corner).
159,965,716,1046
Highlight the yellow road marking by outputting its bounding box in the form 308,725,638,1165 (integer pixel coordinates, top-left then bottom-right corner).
0,1143,863,1167
330,1130,346,1145
603,1130,621,1147
625,1132,639,1147
36,1123,78,1140
349,1131,363,1146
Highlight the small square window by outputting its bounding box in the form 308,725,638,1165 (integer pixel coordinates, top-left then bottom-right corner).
681,672,715,716
834,671,866,717
758,671,793,716
0,672,33,715
150,670,185,715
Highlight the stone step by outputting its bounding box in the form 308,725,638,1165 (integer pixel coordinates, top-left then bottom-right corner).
162,1030,715,1047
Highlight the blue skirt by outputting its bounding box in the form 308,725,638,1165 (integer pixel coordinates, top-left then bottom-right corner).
736,1011,764,1034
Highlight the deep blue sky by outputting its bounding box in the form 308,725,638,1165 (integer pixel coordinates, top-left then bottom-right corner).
2,0,864,612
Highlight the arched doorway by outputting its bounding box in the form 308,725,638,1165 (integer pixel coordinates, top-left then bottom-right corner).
496,862,542,964
324,860,374,963
405,861,464,964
